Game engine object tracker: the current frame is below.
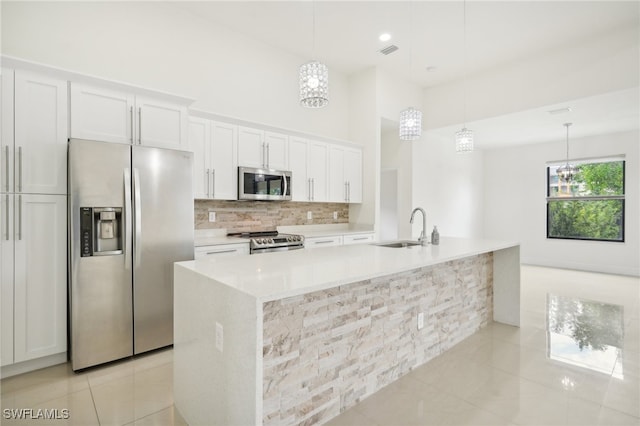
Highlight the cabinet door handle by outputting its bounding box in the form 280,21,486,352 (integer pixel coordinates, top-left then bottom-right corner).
347,181,351,202
206,249,237,255
315,240,333,244
211,169,216,199
308,178,311,201
138,107,142,144
4,146,9,192
353,236,368,241
17,146,22,192
344,182,348,202
206,169,210,198
266,143,270,168
130,106,134,143
312,178,315,201
261,142,265,168
4,194,9,241
17,194,22,240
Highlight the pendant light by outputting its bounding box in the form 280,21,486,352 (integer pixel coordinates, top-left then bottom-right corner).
556,123,577,182
455,0,474,152
399,1,423,141
299,0,328,108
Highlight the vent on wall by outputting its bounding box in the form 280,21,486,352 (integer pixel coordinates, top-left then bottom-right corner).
379,45,399,55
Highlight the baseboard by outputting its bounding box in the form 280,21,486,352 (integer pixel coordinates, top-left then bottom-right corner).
1,352,67,379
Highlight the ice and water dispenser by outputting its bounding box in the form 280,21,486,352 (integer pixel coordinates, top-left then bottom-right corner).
80,207,123,257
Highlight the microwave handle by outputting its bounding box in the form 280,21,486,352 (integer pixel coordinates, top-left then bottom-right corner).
283,172,288,198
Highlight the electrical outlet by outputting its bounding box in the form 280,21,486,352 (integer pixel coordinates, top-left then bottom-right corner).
208,211,216,222
307,211,313,220
333,211,338,220
417,312,424,330
215,322,223,352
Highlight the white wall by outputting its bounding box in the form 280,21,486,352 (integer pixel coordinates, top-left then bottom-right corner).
422,25,639,130
411,130,485,240
381,129,413,239
483,130,639,276
1,1,350,140
348,67,379,229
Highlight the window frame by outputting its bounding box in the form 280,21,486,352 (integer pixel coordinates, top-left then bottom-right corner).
546,157,626,243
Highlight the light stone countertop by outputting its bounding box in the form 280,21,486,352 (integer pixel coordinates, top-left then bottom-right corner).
176,237,519,302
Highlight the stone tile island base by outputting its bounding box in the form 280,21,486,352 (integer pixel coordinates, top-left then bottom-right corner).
174,241,520,426
262,254,493,425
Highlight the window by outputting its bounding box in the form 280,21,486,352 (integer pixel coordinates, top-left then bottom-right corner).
547,157,625,242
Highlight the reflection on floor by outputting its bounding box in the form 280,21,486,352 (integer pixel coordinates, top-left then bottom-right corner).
1,265,638,426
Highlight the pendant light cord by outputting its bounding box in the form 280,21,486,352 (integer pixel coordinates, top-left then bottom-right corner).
463,0,467,128
312,0,316,60
565,123,571,163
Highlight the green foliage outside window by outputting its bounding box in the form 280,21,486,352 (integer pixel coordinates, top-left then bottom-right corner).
547,160,624,242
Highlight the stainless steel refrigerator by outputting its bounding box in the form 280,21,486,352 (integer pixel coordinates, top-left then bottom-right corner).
68,139,194,371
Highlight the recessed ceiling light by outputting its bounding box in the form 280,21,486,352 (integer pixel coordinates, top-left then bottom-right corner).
425,66,438,72
379,33,391,42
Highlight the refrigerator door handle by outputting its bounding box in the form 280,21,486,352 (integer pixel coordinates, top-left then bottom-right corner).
124,168,132,270
133,168,142,267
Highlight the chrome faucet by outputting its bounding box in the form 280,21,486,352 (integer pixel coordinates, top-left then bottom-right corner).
410,207,428,246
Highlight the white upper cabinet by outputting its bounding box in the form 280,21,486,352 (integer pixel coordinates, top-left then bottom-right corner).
3,69,68,196
210,121,238,200
70,82,188,150
70,83,133,145
238,126,288,170
288,137,328,202
307,141,328,202
189,117,209,199
136,95,188,150
263,131,288,170
343,148,362,203
288,137,309,201
188,117,238,200
328,145,345,202
237,126,264,168
328,145,362,203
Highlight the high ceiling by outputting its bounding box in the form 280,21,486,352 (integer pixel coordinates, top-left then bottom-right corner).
177,1,639,88
172,1,639,147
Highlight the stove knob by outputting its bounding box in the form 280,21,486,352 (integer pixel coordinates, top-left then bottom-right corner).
257,239,264,244
268,238,274,244
287,236,293,242
296,236,302,241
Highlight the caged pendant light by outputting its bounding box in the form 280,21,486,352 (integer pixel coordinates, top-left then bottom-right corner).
299,0,328,108
399,1,423,141
455,0,474,152
556,123,577,182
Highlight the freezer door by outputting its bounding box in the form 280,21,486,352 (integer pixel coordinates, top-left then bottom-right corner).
132,146,194,353
69,139,133,371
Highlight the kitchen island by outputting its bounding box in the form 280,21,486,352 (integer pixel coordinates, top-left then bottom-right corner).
173,237,520,426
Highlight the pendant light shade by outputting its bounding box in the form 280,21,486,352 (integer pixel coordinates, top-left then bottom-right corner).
399,107,422,141
556,122,577,182
300,1,328,108
455,127,474,152
299,61,329,108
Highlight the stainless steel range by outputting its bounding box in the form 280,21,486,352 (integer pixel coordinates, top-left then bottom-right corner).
229,231,305,254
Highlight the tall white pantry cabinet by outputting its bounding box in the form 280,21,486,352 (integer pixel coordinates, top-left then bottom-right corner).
1,68,68,371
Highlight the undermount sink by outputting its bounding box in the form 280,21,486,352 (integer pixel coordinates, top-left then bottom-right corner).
376,240,424,248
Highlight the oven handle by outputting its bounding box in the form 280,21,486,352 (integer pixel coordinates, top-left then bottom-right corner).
251,244,304,254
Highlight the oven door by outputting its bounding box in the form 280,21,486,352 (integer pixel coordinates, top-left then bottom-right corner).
238,167,292,201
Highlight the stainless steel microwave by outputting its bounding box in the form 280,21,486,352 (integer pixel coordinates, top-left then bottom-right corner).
238,166,292,201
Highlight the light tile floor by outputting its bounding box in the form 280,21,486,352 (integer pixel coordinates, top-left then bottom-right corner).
1,265,638,426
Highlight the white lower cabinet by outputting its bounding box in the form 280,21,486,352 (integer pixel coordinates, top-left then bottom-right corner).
1,194,67,366
195,243,249,259
304,235,343,249
342,233,375,245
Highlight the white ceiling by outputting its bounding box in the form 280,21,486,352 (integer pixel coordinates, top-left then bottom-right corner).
174,1,639,148
177,1,639,88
